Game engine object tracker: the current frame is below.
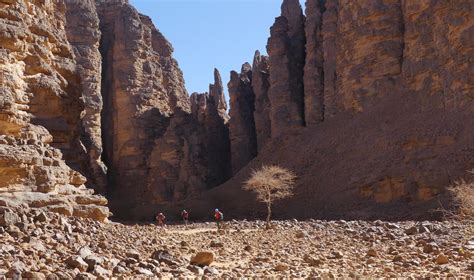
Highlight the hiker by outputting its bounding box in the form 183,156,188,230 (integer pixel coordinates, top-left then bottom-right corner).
214,208,224,230
181,210,189,226
155,212,166,227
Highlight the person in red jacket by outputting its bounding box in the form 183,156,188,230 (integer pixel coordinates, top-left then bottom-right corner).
214,209,223,230
181,210,189,226
155,212,166,227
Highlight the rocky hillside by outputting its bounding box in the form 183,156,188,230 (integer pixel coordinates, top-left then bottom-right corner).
185,0,474,220
0,0,473,221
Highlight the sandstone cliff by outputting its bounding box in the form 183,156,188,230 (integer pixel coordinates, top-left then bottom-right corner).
185,0,474,220
0,0,108,221
229,63,257,174
0,0,232,220
95,1,231,218
252,51,271,152
1,0,472,221
65,0,107,192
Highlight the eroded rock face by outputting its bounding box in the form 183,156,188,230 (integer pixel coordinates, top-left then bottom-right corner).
267,0,306,137
0,0,109,221
1,0,472,221
94,2,230,218
95,2,231,219
252,51,271,152
228,64,257,175
0,0,233,220
303,0,324,125
201,0,473,217
65,0,107,192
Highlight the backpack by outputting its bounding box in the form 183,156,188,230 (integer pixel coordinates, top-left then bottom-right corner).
216,211,223,221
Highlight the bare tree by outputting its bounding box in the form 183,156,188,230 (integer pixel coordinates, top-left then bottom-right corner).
244,165,297,229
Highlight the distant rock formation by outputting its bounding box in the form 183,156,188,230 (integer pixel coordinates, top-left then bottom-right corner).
94,1,232,218
252,51,271,152
0,0,232,220
211,0,474,219
229,64,257,174
267,0,306,137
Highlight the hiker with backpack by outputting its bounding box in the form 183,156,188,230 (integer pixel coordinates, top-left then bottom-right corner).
181,210,189,226
155,212,166,227
214,209,224,230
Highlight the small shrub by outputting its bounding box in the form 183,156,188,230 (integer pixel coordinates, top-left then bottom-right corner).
244,165,297,229
448,180,474,220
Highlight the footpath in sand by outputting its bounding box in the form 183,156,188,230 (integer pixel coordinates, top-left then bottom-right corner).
1,208,473,278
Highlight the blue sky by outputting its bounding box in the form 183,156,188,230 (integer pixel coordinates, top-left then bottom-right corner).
129,0,305,100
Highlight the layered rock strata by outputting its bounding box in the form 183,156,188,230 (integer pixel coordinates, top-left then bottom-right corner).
65,0,107,192
0,0,232,220
0,0,109,221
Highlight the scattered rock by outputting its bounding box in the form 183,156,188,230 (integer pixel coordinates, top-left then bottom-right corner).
190,251,214,266
367,248,378,257
65,256,88,272
204,266,219,275
134,267,153,276
78,246,93,259
295,230,309,238
210,240,224,248
435,254,449,265
125,250,141,260
423,243,438,254
405,226,418,235
274,263,289,271
393,255,403,263
92,265,111,278
23,271,46,280
330,251,344,259
0,209,20,227
303,255,323,266
34,212,48,223
151,249,178,266
187,265,204,275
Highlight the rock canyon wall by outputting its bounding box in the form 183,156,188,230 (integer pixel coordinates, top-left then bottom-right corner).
0,0,108,221
212,0,474,220
0,0,231,220
0,0,472,220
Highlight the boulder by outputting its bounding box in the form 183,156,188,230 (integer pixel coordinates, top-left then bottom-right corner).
0,208,20,227
190,251,214,266
65,256,88,272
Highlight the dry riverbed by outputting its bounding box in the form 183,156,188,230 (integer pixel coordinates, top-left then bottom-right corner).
1,208,473,278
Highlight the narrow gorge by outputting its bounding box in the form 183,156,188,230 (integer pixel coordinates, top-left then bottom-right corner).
0,0,473,221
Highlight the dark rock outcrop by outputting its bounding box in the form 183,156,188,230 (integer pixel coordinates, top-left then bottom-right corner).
252,51,271,151
95,2,231,218
229,64,258,175
303,0,324,125
96,1,192,214
267,0,306,137
186,0,474,220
